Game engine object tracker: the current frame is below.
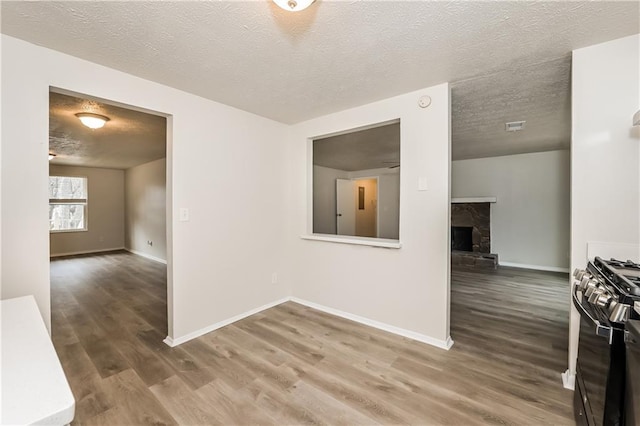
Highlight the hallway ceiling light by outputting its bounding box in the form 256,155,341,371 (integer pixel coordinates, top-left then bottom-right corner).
48,153,56,161
273,0,315,12
75,112,110,129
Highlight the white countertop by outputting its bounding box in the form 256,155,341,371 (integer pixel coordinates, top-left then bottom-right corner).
1,295,75,425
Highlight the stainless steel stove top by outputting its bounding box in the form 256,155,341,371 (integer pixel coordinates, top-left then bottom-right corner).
574,257,640,325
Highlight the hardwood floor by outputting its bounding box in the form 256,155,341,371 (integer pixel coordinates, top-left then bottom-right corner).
50,251,574,425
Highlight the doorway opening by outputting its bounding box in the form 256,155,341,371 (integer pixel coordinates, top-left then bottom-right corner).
48,88,171,340
335,177,379,238
448,57,572,387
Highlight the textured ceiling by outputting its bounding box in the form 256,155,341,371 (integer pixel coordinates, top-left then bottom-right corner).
3,1,639,159
314,122,400,171
49,92,166,169
451,55,572,160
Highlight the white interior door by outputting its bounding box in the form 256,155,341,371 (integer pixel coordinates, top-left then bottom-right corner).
336,179,355,236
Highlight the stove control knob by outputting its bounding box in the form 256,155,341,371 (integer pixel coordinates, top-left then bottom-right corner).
579,276,594,291
584,281,599,297
609,303,630,324
595,292,612,308
588,287,605,304
574,269,591,281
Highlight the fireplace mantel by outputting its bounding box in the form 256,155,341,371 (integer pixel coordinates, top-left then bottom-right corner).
451,197,497,204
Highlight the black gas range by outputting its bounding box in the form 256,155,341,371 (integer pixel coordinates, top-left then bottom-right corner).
573,257,640,426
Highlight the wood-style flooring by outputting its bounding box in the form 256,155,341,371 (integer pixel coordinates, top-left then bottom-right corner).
50,251,574,425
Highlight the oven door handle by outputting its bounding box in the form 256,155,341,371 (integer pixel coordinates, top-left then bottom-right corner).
572,291,612,341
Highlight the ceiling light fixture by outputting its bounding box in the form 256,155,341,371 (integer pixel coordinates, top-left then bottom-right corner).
75,112,110,129
273,0,315,12
48,153,56,161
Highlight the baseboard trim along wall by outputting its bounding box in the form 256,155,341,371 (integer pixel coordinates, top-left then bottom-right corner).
290,297,454,350
561,369,576,390
165,296,454,350
164,297,291,347
50,247,125,258
499,261,570,274
124,248,167,265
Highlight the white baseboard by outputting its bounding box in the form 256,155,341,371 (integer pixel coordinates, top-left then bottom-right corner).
124,248,167,264
290,297,454,351
164,296,454,351
163,297,290,347
50,247,125,258
562,369,575,390
499,261,570,273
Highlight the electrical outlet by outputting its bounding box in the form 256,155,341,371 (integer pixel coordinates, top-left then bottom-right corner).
271,273,278,284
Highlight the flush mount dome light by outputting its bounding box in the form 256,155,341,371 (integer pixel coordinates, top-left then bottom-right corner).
75,112,110,129
273,0,315,12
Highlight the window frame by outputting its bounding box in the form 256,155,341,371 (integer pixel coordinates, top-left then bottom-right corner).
307,119,402,248
49,175,89,233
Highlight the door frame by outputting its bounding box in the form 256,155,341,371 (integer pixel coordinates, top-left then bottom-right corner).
47,86,174,339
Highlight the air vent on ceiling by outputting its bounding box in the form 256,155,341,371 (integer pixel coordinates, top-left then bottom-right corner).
505,121,526,132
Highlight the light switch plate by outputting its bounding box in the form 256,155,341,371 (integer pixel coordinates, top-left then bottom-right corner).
418,177,428,191
179,208,190,222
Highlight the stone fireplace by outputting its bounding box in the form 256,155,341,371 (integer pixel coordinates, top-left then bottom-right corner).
451,197,498,268
451,226,473,251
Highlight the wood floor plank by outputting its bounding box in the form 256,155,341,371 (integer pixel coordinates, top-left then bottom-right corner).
51,252,574,425
287,380,381,426
179,338,258,390
100,369,177,426
83,405,137,426
149,375,221,425
195,378,279,425
136,328,218,390
241,377,328,425
234,317,326,366
63,303,130,379
54,342,113,421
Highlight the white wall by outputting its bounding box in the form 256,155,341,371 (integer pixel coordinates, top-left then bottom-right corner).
1,35,289,337
566,34,640,383
125,158,167,262
313,165,400,239
348,167,400,240
452,150,570,271
312,165,348,234
287,84,452,347
49,165,125,256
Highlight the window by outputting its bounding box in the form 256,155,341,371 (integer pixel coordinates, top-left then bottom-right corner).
312,120,400,241
49,176,88,232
